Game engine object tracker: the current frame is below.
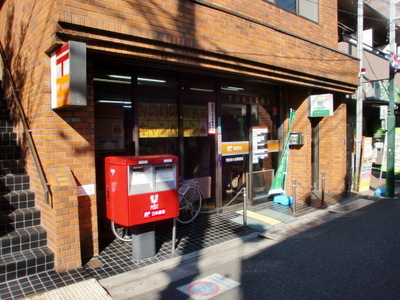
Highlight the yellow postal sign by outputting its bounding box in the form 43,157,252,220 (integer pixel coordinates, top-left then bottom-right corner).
221,142,249,156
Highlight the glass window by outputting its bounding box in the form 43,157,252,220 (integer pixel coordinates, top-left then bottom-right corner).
299,0,318,22
181,76,214,180
136,71,179,156
268,0,319,22
276,0,296,13
94,67,132,152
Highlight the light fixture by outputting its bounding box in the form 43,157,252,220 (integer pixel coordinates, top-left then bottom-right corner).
138,77,166,83
93,78,131,84
108,74,131,80
95,75,167,84
222,86,244,92
98,100,131,105
189,87,214,92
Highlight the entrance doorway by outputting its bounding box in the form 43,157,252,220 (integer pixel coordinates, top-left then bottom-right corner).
221,104,249,206
93,60,280,229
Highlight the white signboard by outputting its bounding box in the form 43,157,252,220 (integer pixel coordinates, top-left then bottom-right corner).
251,126,268,163
77,184,95,196
308,93,333,117
208,102,216,134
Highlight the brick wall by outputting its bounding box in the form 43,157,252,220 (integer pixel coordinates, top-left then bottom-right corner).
319,102,348,196
0,0,355,269
285,86,313,202
285,86,348,204
55,0,358,90
0,0,98,270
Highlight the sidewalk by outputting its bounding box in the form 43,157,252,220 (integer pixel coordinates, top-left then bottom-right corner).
100,197,381,300
95,172,400,299
3,175,399,300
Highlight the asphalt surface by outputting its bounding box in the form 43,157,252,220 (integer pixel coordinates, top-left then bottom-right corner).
103,197,400,299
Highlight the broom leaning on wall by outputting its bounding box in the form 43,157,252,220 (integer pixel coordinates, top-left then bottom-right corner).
268,108,296,206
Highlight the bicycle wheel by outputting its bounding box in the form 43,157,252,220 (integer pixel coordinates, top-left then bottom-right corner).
177,184,202,224
111,221,133,242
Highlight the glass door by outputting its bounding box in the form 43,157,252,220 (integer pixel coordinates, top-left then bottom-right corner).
221,104,249,206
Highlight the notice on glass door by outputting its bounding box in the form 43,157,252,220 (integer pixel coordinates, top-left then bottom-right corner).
381,128,400,173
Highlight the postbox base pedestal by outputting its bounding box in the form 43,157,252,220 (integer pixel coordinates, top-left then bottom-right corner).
132,223,156,260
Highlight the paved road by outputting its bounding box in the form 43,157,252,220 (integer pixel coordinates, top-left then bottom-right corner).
104,198,400,300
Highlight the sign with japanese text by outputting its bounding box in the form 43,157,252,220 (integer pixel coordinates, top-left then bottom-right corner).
308,93,333,117
251,126,268,163
51,41,87,109
208,102,216,134
221,141,249,156
381,128,400,173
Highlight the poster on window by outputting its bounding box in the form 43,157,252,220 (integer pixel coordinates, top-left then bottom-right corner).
95,119,124,150
208,102,216,134
358,137,373,192
381,128,400,173
183,105,207,137
138,103,178,138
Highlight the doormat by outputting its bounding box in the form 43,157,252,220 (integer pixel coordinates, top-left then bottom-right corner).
26,278,112,300
177,273,240,300
231,209,296,232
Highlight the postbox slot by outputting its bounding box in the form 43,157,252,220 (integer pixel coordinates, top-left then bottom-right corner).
128,165,154,195
155,164,177,192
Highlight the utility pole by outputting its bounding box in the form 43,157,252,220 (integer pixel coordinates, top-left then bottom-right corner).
355,0,364,190
387,0,397,197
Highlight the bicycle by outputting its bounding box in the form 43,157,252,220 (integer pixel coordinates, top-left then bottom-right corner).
177,179,203,224
110,179,203,242
111,221,133,242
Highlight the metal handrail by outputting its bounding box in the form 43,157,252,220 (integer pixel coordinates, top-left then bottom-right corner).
0,40,51,205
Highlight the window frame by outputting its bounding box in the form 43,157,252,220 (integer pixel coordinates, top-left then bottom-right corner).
265,0,319,23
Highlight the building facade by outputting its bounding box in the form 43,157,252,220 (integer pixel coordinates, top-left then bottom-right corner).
338,0,400,185
0,0,358,272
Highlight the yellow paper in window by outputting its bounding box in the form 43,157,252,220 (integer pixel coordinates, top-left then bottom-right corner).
199,106,207,121
190,106,199,121
148,120,159,137
158,120,169,137
139,120,149,138
168,120,178,137
158,104,167,119
191,121,200,137
148,105,158,120
138,103,148,119
168,105,178,120
183,120,191,137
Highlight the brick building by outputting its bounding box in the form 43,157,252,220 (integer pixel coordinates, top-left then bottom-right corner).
0,0,358,275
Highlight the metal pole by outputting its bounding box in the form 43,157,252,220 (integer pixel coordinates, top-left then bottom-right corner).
172,218,177,253
387,0,397,198
355,0,364,191
291,179,296,215
249,129,254,203
321,173,325,207
243,187,247,227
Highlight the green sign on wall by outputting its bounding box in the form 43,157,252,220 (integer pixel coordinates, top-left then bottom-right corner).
308,93,333,117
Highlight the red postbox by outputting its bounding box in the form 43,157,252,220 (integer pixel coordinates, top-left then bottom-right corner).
105,155,179,227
